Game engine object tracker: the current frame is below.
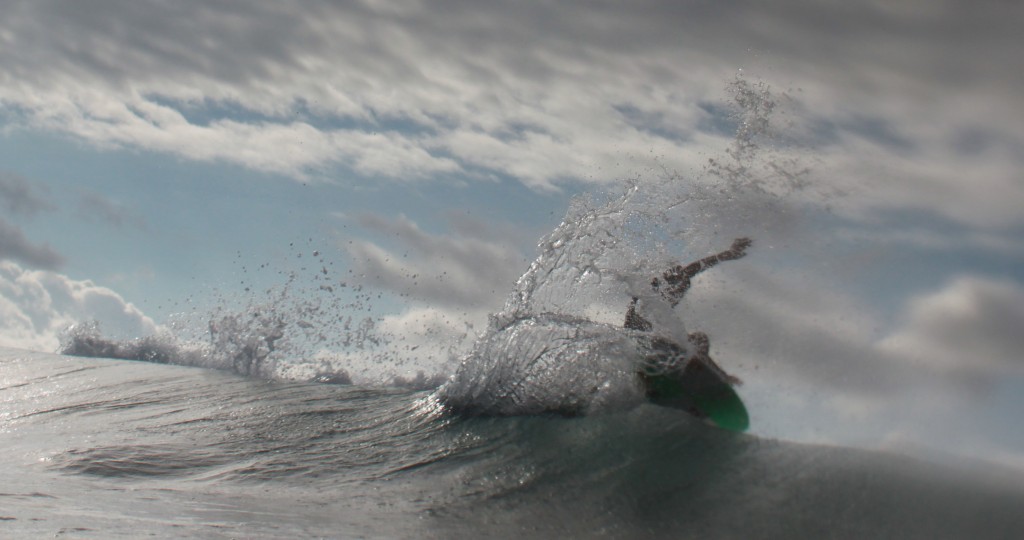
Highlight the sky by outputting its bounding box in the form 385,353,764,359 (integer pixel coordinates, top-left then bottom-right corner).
1,0,1023,470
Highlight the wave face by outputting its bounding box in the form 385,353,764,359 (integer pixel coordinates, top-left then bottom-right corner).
3,347,1023,539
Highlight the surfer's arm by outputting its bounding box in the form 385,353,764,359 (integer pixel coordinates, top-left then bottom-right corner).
624,238,752,328
657,238,752,305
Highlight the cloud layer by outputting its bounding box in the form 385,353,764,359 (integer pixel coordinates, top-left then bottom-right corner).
3,0,1021,231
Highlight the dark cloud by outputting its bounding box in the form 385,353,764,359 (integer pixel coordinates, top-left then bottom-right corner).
77,191,147,230
0,218,64,270
343,213,528,308
0,172,54,217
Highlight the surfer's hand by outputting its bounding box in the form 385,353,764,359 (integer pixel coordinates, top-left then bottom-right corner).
725,237,752,259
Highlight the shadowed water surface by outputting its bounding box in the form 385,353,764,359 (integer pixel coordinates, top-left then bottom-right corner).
3,348,1023,539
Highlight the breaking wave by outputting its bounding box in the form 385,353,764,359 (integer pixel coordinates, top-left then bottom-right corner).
60,77,806,408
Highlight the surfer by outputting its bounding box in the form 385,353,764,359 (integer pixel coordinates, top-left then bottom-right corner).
437,237,752,429
625,238,750,421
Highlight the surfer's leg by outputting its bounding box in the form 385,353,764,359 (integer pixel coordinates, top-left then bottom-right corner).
688,331,710,357
687,331,742,386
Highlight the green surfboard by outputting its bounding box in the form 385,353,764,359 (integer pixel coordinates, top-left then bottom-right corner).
641,360,749,432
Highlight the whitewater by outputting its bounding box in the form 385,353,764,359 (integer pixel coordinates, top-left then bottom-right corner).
3,79,1023,538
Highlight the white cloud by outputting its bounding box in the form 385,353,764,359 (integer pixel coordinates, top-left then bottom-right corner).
0,261,157,351
377,305,482,374
14,90,461,181
287,305,484,385
880,276,1024,376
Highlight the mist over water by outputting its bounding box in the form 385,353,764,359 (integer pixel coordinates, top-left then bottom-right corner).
58,236,467,389
60,77,809,398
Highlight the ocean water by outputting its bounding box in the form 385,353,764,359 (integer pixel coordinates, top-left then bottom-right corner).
5,79,1023,538
4,347,1024,539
